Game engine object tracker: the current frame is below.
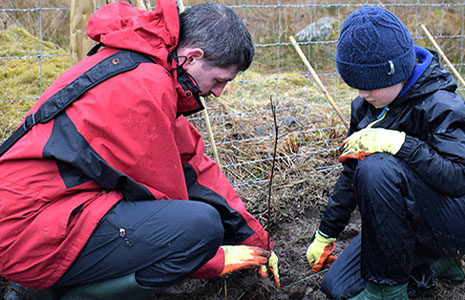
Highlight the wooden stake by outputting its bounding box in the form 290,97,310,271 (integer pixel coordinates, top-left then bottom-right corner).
200,97,222,169
70,0,95,64
421,24,465,88
177,0,222,168
144,0,152,11
289,36,349,129
176,0,185,12
135,0,147,10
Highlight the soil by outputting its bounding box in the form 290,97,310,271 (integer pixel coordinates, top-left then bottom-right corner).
1,167,465,300
152,212,465,300
151,167,465,300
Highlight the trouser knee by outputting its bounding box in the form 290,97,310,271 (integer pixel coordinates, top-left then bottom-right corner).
135,201,224,287
354,154,404,204
181,201,224,256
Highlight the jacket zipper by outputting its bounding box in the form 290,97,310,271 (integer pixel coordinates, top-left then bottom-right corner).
367,106,389,128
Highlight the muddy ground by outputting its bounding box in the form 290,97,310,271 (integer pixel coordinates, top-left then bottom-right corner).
153,213,465,300
1,163,465,300
151,166,465,300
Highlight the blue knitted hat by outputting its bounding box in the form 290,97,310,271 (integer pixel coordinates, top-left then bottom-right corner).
336,7,415,90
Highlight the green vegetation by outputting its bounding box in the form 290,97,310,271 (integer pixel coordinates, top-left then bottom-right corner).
0,26,70,138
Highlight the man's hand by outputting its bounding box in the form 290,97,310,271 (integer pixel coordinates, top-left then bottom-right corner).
219,245,269,276
338,128,406,164
306,230,337,272
258,251,281,287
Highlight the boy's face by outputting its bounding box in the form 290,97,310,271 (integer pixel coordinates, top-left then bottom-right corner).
357,82,405,109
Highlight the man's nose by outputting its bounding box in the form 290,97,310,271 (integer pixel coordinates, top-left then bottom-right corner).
211,84,226,98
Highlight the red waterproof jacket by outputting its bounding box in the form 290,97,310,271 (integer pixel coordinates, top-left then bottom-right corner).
0,1,270,289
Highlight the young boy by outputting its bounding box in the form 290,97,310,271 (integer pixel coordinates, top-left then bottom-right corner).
306,6,465,300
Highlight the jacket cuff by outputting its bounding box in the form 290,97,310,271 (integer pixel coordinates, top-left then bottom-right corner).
318,223,340,239
395,135,419,162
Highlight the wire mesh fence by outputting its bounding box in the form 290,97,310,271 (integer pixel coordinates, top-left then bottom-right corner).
1,0,464,190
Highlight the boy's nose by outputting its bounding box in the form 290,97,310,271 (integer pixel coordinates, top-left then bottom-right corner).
358,90,370,98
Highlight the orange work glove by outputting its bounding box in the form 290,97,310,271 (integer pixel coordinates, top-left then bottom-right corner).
257,251,281,287
219,245,269,276
306,230,337,272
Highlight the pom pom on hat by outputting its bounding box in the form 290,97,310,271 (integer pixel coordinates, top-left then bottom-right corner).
336,7,415,90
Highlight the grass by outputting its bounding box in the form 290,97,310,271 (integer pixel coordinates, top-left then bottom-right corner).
2,0,465,185
0,26,70,138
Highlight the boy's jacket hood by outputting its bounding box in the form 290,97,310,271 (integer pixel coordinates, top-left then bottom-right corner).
394,47,457,107
86,1,179,71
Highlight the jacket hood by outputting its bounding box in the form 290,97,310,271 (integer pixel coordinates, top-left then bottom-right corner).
394,46,457,107
86,1,179,70
86,1,204,116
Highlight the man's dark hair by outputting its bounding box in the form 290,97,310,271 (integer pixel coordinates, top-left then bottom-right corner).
178,3,254,71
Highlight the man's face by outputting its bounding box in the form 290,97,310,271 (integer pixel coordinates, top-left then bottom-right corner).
184,59,238,97
178,47,239,97
357,82,405,109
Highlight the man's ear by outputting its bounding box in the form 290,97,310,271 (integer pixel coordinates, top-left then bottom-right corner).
179,47,204,66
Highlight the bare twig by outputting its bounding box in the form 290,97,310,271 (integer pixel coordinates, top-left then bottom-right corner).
267,95,278,250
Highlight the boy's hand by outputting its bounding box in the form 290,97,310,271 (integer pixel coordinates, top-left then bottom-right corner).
258,251,281,287
306,230,337,272
339,128,406,163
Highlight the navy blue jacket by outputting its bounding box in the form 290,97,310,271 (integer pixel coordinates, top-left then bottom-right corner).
320,47,465,237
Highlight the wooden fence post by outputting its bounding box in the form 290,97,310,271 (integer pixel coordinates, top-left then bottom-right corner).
70,0,95,64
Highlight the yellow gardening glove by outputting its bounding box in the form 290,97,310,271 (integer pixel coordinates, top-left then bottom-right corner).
219,245,269,276
306,230,337,272
258,251,281,287
339,128,406,164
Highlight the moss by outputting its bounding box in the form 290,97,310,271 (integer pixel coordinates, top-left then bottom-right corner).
0,25,70,138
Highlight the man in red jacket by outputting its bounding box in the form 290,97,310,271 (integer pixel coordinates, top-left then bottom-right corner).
0,1,279,299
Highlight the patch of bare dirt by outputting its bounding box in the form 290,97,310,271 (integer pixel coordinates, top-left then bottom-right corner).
1,168,465,299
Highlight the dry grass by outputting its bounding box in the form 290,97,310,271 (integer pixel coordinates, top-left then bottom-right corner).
189,71,354,206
